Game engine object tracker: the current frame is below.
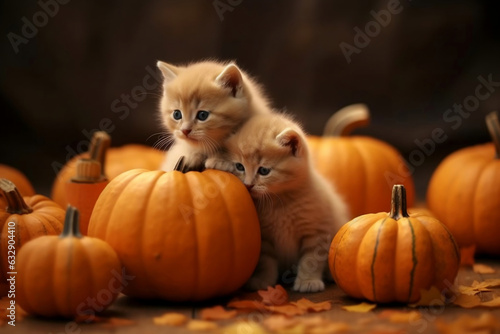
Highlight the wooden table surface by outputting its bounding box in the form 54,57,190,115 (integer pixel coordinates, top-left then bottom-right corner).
3,258,500,334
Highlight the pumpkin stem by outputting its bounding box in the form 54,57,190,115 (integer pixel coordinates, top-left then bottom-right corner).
0,178,33,214
323,104,370,137
486,111,500,159
389,184,409,220
61,205,83,238
88,131,111,179
71,159,104,183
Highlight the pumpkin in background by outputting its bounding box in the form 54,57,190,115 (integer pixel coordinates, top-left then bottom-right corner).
51,131,164,207
16,206,122,317
427,111,500,255
0,179,65,296
329,185,459,304
0,164,35,196
88,160,261,301
307,104,415,218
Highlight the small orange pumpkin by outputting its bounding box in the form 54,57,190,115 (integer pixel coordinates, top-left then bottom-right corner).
329,185,459,304
307,104,415,218
0,164,35,196
16,206,122,318
51,131,164,207
427,111,500,255
0,179,65,296
88,161,261,301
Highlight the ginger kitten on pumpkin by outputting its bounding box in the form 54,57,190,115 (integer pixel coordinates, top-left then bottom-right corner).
157,60,271,171
206,113,349,292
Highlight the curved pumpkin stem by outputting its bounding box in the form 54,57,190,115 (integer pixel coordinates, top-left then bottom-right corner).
390,185,409,220
71,159,103,183
61,205,83,238
486,111,500,159
0,178,33,214
323,104,370,137
88,131,111,179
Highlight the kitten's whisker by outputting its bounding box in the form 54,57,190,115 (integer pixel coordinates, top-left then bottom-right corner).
152,133,174,151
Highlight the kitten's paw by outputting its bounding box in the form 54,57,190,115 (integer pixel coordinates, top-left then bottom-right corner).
205,158,234,173
244,273,277,291
293,278,325,293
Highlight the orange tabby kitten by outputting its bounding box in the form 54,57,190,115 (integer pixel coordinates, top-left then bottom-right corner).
206,113,349,292
157,60,271,171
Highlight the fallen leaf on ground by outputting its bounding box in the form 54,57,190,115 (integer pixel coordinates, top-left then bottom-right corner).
265,303,306,317
409,286,445,307
307,321,351,333
436,312,500,334
453,294,481,308
341,302,376,313
458,279,500,296
292,298,332,312
481,296,500,307
227,299,267,312
459,245,476,266
200,305,238,321
378,310,422,323
473,263,496,274
153,312,189,326
263,315,298,331
187,319,218,331
221,321,267,334
258,285,289,306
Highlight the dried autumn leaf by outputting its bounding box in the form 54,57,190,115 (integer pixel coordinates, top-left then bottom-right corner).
263,315,298,331
341,302,376,313
473,263,496,274
200,305,238,321
227,299,267,312
258,285,289,306
187,319,218,331
459,279,500,296
408,286,445,307
459,244,476,266
481,296,500,307
436,312,500,334
378,310,422,323
221,321,267,334
453,294,481,308
265,303,306,317
292,298,331,312
153,312,189,326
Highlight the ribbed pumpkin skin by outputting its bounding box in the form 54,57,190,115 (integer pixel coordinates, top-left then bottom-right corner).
51,144,164,206
329,211,460,303
16,230,122,317
0,164,35,196
88,168,261,301
307,136,415,218
0,194,65,296
427,143,500,255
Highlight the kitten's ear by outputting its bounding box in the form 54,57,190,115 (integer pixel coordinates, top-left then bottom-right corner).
157,61,178,84
276,128,303,157
215,64,243,97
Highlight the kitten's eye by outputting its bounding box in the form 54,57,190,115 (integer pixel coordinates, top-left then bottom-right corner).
258,167,271,175
235,163,245,172
172,110,182,120
196,110,210,121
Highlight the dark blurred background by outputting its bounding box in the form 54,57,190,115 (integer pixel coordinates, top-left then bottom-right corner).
1,0,499,199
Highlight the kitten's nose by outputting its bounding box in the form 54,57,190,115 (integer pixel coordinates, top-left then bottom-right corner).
245,184,254,190
182,129,192,137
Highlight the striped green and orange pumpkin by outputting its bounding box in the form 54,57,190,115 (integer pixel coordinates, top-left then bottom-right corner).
329,184,459,304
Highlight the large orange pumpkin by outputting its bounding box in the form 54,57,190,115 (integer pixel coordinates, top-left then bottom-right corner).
307,104,415,218
16,206,122,318
329,185,459,304
0,179,65,296
51,131,164,207
0,164,35,196
427,111,500,255
88,164,261,301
